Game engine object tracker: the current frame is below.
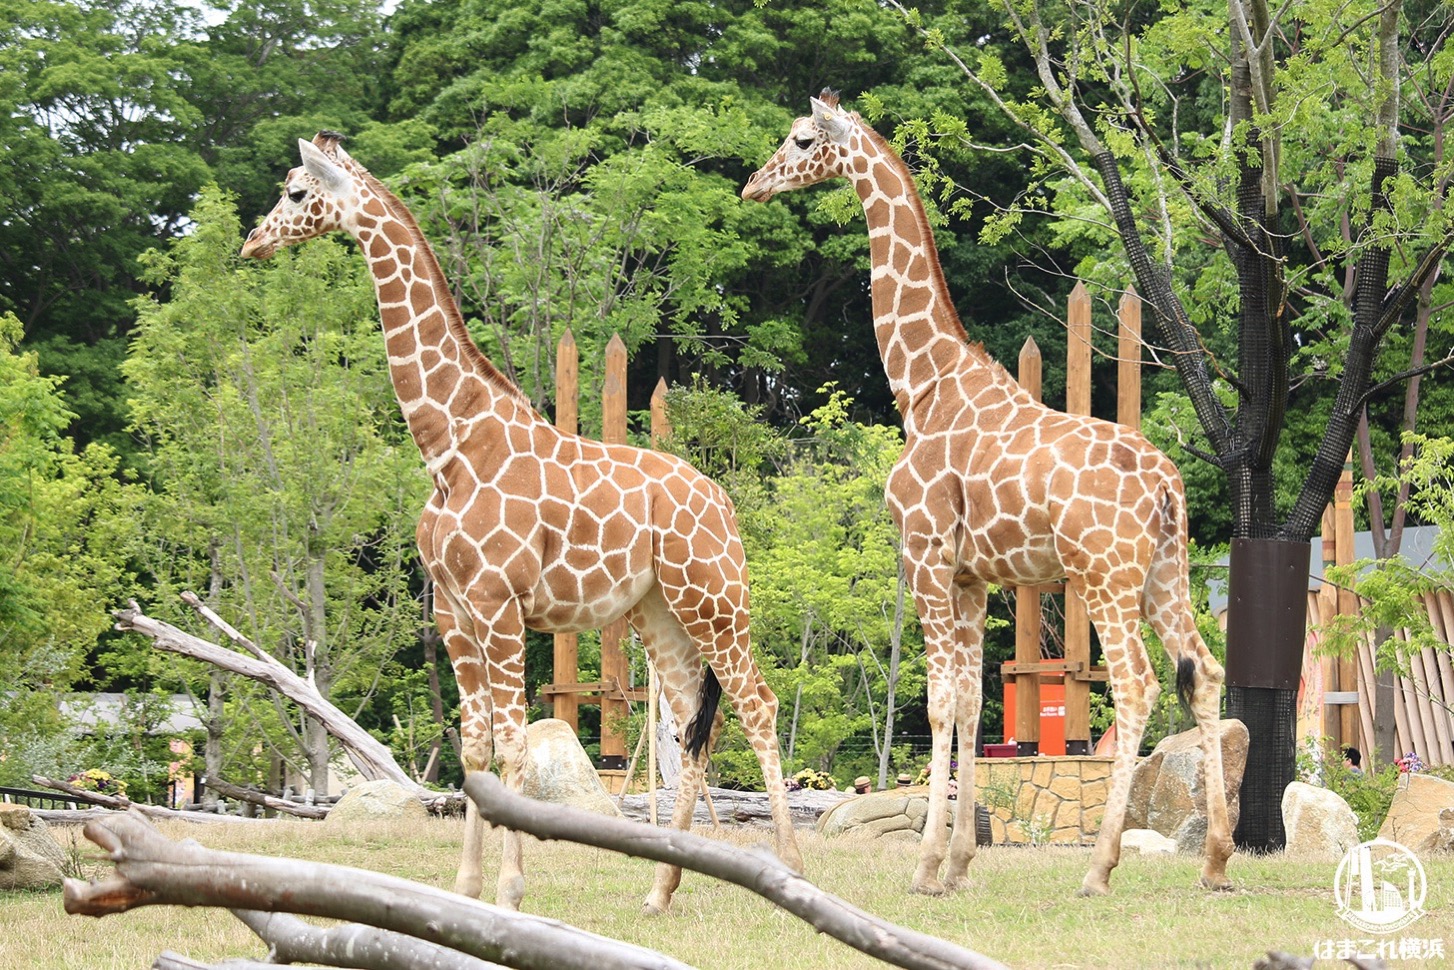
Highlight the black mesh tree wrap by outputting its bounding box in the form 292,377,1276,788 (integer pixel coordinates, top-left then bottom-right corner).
1224,538,1311,852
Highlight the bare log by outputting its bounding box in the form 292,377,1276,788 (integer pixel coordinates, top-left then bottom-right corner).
113,600,437,805
202,778,328,820
230,909,503,970
28,777,261,825
617,786,849,828
152,955,276,970
64,810,691,970
464,773,1009,970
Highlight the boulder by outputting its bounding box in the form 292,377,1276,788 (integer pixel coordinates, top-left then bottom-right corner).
325,779,431,825
1282,781,1360,858
818,790,924,837
1120,828,1177,857
1124,719,1248,851
1378,772,1454,851
522,718,621,817
1418,808,1454,855
0,805,67,890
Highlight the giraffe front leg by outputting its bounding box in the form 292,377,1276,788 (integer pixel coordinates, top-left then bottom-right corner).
943,581,987,891
431,591,492,899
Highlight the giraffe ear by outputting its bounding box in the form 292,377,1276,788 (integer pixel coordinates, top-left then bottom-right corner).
297,138,348,193
810,97,853,145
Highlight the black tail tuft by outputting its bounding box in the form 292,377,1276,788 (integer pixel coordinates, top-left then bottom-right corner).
1175,656,1196,715
684,666,723,758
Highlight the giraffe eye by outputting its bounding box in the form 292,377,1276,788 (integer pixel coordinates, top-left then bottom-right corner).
287,188,307,204
794,137,814,150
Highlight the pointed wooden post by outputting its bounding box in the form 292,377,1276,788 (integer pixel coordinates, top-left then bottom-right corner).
1013,337,1044,756
599,334,630,767
1117,287,1141,431
1064,283,1092,754
1334,453,1359,748
552,330,580,731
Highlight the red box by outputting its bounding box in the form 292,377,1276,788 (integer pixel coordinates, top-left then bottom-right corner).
1002,680,1067,755
982,743,1017,758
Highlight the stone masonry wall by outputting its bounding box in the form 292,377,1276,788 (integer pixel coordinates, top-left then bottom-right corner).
973,756,1112,844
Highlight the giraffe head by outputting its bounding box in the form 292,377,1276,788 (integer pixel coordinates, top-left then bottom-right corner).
741,90,861,202
240,132,363,260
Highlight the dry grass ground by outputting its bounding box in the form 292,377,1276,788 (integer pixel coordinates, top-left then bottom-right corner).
2,815,1451,969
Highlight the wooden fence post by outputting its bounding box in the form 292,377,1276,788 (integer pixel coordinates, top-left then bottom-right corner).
599,334,630,767
552,330,580,731
1063,283,1093,755
1012,338,1044,756
1117,287,1141,431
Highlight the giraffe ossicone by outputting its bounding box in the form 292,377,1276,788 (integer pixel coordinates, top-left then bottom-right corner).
242,132,802,913
744,93,1234,897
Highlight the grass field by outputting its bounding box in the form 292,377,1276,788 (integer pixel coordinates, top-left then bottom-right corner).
3,814,1451,969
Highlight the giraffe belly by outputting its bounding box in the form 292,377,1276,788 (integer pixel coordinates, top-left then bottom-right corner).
958,526,1063,587
526,562,655,634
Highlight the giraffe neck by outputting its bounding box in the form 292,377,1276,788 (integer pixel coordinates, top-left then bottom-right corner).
844,128,1027,422
345,168,537,467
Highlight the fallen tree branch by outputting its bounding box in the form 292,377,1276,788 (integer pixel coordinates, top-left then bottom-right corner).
464,773,1010,970
617,786,849,828
113,600,437,806
64,810,691,970
29,777,262,825
202,778,328,820
230,909,504,970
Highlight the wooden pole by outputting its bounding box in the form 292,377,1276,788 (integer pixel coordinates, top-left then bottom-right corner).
552,330,580,731
1116,287,1141,431
1064,283,1092,754
648,377,670,817
599,335,630,767
1012,338,1043,755
1334,454,1359,747
1320,503,1341,746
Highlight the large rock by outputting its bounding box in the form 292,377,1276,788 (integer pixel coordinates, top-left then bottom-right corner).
522,718,620,817
325,779,431,825
1378,772,1454,851
1419,808,1454,855
1120,828,1177,857
0,805,67,890
1282,781,1360,858
1124,719,1248,853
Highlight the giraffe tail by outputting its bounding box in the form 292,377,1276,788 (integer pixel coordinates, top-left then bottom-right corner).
684,666,723,758
1176,656,1196,716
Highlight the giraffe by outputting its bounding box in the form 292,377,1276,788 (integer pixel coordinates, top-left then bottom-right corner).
241,132,803,913
742,94,1233,897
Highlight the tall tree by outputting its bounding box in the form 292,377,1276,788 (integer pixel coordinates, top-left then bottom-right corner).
888,0,1453,847
124,187,430,794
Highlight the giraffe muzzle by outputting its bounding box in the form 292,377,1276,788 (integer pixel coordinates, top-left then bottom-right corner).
240,227,278,260
740,172,779,202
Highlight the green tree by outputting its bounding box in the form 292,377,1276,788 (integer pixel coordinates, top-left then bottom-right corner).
884,0,1454,847
123,186,431,795
0,312,144,786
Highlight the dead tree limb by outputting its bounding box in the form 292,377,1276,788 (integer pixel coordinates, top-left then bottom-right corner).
464,773,1010,970
64,810,691,970
202,778,329,820
28,777,261,825
113,600,437,806
230,909,504,970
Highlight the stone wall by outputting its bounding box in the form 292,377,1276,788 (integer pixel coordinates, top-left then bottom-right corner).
973,756,1112,844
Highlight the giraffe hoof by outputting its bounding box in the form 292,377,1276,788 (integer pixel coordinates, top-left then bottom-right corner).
1200,874,1235,892
909,877,948,897
1075,881,1111,898
640,898,670,916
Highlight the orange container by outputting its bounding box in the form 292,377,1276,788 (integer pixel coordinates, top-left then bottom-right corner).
1001,679,1067,755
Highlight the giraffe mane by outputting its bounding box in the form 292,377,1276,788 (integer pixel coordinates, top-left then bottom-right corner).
326,145,537,412
850,121,1020,388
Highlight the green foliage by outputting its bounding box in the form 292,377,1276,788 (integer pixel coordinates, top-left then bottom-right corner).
122,185,431,790
1323,434,1454,667
0,311,145,775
